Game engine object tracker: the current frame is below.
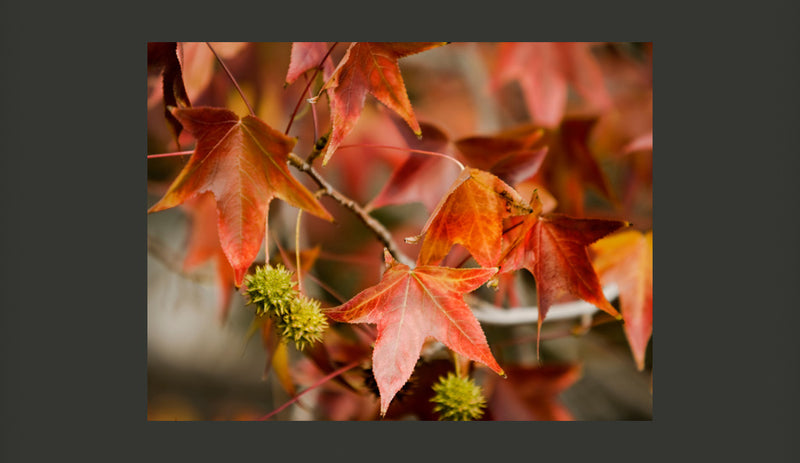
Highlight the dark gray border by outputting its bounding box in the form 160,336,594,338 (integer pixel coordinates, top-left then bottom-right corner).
2,0,799,461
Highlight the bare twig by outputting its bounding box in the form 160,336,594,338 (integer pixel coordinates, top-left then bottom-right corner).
287,152,414,267
257,359,360,421
206,42,255,116
284,42,339,135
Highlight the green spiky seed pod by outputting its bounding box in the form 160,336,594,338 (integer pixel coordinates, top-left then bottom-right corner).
275,295,328,351
430,372,487,421
243,264,297,317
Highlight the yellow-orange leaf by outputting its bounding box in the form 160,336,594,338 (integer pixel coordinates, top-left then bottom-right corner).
591,229,653,370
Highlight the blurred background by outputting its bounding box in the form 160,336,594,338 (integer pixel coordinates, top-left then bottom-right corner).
147,42,652,420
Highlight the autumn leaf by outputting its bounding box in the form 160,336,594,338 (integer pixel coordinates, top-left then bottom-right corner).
179,42,249,102
285,42,334,85
411,167,532,268
325,250,503,415
484,363,581,421
321,42,447,164
492,42,611,128
500,191,629,348
148,106,333,286
181,193,235,322
533,117,614,216
591,229,653,370
367,119,461,213
147,42,191,144
455,128,548,187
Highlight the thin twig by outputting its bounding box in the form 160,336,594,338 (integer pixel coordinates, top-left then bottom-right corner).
206,42,255,116
147,235,214,285
287,152,414,267
338,143,465,171
285,42,339,135
295,210,303,293
147,150,193,159
257,359,360,421
268,231,347,304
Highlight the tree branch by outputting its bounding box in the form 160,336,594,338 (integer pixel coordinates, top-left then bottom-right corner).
287,152,414,267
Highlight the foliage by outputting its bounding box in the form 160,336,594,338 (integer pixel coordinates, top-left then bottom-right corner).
147,42,653,421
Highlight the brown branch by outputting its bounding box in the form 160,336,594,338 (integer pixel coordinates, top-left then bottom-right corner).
287,152,414,267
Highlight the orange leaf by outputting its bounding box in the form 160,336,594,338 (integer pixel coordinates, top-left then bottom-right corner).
325,250,503,415
591,229,653,370
148,107,333,286
412,168,532,268
321,42,447,164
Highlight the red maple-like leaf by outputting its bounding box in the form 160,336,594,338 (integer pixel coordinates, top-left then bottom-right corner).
411,167,532,268
179,42,249,102
285,42,334,85
321,42,447,164
500,191,628,347
367,119,461,213
536,116,614,216
148,106,333,286
591,229,653,370
492,42,611,128
455,128,548,187
181,193,235,322
484,363,581,421
325,250,503,415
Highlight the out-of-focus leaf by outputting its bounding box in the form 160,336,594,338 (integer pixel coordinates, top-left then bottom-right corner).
591,229,653,370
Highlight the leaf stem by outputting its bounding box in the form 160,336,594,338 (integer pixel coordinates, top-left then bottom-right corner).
257,359,360,420
284,42,339,135
337,144,466,171
268,231,347,304
206,42,255,116
295,210,303,293
147,150,193,159
287,152,414,267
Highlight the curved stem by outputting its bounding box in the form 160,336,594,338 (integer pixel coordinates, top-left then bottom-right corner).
295,210,303,293
268,231,347,304
206,42,255,116
337,144,465,171
257,359,360,420
284,42,339,135
147,150,193,159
